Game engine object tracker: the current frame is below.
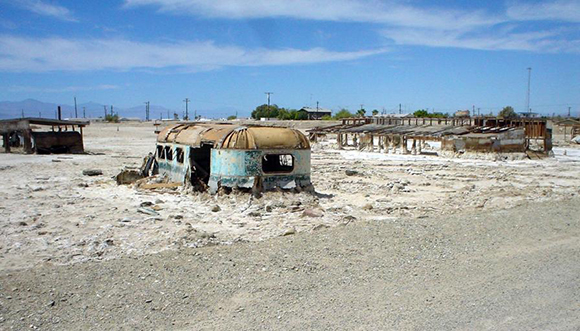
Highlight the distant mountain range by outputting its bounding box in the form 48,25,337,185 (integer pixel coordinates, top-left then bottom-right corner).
0,99,243,120
0,99,181,120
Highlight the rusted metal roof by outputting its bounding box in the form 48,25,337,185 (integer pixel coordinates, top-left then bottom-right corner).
157,124,310,150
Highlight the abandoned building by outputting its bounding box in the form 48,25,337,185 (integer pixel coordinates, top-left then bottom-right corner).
309,116,552,156
156,123,312,193
0,117,88,154
298,107,332,120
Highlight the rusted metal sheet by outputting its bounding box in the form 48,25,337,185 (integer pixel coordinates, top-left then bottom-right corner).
219,127,310,150
32,131,84,154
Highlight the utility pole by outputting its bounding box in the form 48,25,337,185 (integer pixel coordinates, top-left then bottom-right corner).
568,107,571,118
21,109,24,118
399,103,402,114
104,105,108,117
39,111,41,118
74,96,78,118
472,105,475,116
144,102,150,121
183,98,190,120
316,101,319,111
194,109,197,121
83,107,86,118
526,67,532,114
265,92,273,107
111,105,114,116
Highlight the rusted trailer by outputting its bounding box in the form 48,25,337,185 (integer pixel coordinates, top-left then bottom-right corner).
156,123,312,193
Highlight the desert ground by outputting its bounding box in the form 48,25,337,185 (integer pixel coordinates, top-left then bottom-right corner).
1,121,579,330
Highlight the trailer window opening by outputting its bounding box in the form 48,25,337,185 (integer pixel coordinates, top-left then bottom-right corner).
175,147,184,164
165,146,173,161
156,145,164,159
262,154,294,173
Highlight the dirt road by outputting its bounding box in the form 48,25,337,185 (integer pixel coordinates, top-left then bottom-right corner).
1,198,579,330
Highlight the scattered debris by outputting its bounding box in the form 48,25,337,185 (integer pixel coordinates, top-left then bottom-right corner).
137,207,160,216
82,169,103,176
116,169,143,185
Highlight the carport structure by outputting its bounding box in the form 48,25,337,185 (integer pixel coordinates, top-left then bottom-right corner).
0,118,89,154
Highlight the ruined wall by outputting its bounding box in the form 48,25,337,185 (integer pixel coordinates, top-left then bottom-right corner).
442,129,526,153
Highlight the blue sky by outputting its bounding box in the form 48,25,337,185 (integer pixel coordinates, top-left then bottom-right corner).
0,0,579,118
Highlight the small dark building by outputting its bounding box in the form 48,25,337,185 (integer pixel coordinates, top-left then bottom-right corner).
298,107,332,120
0,118,88,154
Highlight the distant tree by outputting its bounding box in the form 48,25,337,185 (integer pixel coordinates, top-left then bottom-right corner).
413,109,448,118
295,110,308,120
372,109,379,116
105,113,119,123
321,115,332,120
333,109,352,120
227,115,237,120
413,109,429,117
498,106,518,119
356,109,366,117
251,104,280,119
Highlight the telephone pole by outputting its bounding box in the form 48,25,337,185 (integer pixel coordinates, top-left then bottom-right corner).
265,92,273,107
568,106,571,118
183,98,190,120
399,103,402,114
104,105,108,117
144,102,150,121
316,101,319,111
74,97,78,118
83,107,86,118
526,67,532,114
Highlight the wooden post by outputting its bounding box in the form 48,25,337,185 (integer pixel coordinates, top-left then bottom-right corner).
2,133,10,153
22,129,33,154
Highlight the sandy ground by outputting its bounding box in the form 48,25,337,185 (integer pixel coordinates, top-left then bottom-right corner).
0,121,580,271
0,121,579,329
0,198,579,330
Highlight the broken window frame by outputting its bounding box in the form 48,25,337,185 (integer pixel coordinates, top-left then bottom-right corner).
175,147,184,164
156,145,164,160
164,146,173,161
262,154,294,174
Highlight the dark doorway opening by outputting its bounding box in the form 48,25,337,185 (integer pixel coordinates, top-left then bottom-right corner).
190,143,212,183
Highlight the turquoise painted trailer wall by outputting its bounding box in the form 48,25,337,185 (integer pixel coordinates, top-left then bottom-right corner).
208,149,311,193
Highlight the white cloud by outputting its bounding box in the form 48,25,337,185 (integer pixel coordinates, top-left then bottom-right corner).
0,35,387,72
382,27,579,53
507,0,580,22
123,0,580,55
124,0,499,31
10,0,77,22
7,84,120,93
